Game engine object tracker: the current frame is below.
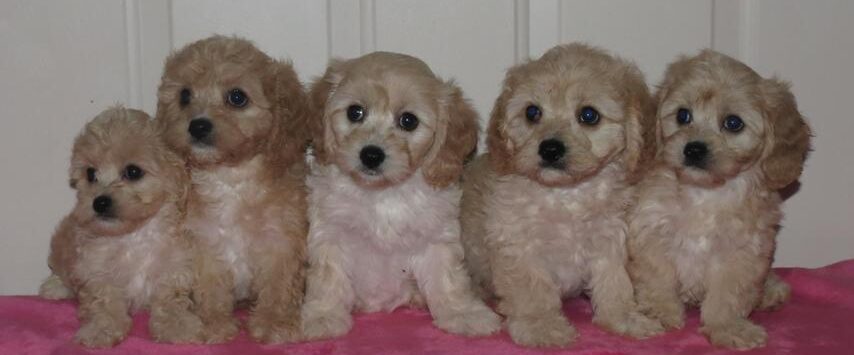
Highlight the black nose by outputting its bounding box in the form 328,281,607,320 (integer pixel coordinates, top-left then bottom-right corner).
683,141,709,167
538,139,566,163
359,145,386,170
92,195,113,215
188,118,213,140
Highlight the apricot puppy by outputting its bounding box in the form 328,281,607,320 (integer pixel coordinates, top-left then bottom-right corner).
627,50,811,350
155,36,309,343
461,43,662,347
301,52,500,340
39,107,201,347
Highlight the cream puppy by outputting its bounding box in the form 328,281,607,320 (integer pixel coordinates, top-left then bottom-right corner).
39,107,201,347
627,50,811,350
461,43,663,347
301,52,500,340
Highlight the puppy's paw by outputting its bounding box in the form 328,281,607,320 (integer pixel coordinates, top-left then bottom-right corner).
201,316,239,344
74,315,131,348
301,307,353,341
248,314,301,344
701,319,767,350
594,311,665,339
757,277,791,311
433,306,501,337
639,300,685,330
507,313,577,348
39,274,73,300
150,310,205,344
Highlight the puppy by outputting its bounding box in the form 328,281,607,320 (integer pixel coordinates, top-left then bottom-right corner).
300,52,500,340
155,36,310,343
627,50,811,349
39,107,201,347
461,43,663,347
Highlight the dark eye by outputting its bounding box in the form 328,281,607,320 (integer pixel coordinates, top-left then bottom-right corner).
347,105,365,122
578,106,600,125
86,167,97,183
123,164,144,181
676,108,692,125
226,88,248,108
179,88,191,107
398,112,419,131
723,115,745,132
525,105,542,123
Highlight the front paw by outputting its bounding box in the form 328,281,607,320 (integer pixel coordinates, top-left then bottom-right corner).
758,277,791,311
507,313,577,348
433,306,501,337
593,310,665,339
150,311,205,344
201,316,239,344
74,315,131,348
638,299,685,330
301,307,353,341
39,274,73,300
701,319,767,350
248,313,301,344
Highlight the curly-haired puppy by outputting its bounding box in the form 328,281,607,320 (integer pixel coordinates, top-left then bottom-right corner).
300,52,500,340
461,43,663,347
627,50,811,350
155,36,309,343
38,107,201,347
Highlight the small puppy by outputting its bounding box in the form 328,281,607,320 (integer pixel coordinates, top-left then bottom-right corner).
461,43,663,347
155,36,310,343
39,107,201,347
301,52,500,340
627,50,811,349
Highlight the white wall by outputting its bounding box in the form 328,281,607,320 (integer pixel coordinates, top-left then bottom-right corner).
1,0,851,295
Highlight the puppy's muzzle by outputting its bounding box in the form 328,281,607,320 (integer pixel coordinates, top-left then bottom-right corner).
188,118,213,143
92,195,114,217
683,141,709,169
359,145,385,171
538,139,566,169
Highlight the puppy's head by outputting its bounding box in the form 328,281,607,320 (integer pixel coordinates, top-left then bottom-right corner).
487,43,655,187
156,35,308,168
655,50,811,188
309,52,478,189
69,107,187,236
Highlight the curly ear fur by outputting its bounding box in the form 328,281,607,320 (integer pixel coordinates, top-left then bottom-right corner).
759,78,812,190
620,67,658,183
422,83,479,188
307,59,346,165
486,75,517,176
264,60,310,172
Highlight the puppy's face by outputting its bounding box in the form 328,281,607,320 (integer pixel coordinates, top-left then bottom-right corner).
488,44,655,187
310,52,478,189
656,50,811,188
69,108,186,236
156,36,306,168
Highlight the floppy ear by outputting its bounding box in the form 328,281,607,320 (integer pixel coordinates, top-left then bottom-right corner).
422,82,479,188
759,78,812,190
621,68,658,183
486,82,516,175
264,60,310,170
307,59,346,165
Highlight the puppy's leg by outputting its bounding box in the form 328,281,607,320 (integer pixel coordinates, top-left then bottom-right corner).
39,273,73,300
628,232,685,330
699,256,768,350
193,248,239,343
248,235,305,344
492,251,575,347
757,271,790,311
149,255,204,344
589,257,664,339
301,242,355,340
414,242,500,337
74,283,132,348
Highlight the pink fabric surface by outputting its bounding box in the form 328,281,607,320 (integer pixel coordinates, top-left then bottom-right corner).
2,261,854,354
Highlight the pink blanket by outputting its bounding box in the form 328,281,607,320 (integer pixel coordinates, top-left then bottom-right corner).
3,260,854,354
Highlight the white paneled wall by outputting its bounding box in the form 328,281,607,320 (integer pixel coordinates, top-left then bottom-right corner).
1,0,852,294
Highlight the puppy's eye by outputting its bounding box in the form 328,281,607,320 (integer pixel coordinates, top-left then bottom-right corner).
398,112,419,131
723,115,745,132
179,88,191,107
226,88,249,108
525,105,542,123
578,106,600,125
347,105,365,123
676,108,692,125
123,164,144,181
86,167,97,183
